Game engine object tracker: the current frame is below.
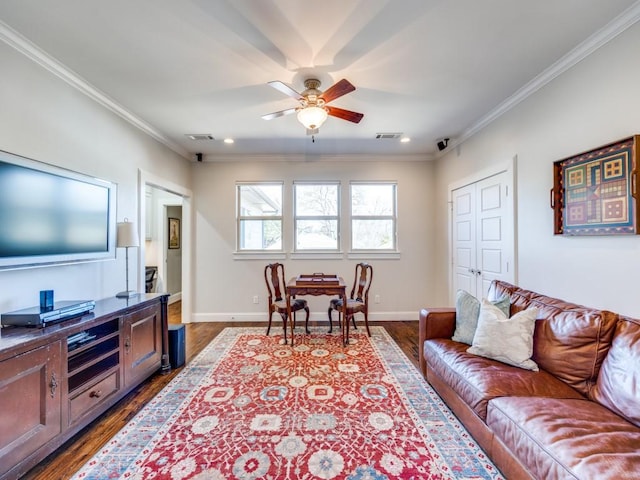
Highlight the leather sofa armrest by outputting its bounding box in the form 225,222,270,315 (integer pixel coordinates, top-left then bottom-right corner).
419,308,456,378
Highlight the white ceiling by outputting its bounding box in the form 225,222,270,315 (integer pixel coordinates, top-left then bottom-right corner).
0,0,639,160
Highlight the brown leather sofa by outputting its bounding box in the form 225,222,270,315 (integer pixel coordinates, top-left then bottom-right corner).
419,280,640,480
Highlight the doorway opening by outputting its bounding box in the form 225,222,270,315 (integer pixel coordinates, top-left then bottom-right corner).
139,170,192,323
145,186,183,301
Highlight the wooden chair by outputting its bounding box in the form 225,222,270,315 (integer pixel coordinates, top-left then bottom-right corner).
264,263,310,342
328,263,373,337
145,266,157,293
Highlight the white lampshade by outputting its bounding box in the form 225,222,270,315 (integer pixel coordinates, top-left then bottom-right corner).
297,106,328,130
116,219,140,248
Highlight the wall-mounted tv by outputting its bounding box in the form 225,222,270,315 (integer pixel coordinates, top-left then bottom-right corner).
0,150,117,270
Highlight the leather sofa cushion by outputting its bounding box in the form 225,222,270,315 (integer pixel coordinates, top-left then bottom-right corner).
530,304,617,397
592,316,640,428
489,281,617,397
487,396,640,480
423,339,583,420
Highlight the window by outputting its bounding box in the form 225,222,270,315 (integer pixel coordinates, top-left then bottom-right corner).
237,183,283,251
294,182,339,250
351,182,397,250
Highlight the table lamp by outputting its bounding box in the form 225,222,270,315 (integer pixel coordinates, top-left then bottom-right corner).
116,218,140,298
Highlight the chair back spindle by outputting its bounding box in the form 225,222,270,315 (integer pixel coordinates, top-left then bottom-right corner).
351,262,373,303
267,263,285,301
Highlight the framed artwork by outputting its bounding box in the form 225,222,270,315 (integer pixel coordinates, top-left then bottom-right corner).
551,135,640,235
168,217,181,249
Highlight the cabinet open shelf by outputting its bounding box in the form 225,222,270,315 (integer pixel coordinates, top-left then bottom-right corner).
67,319,119,353
67,318,121,394
67,335,119,374
68,352,119,393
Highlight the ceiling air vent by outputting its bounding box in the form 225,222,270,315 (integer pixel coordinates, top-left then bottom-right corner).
185,134,214,141
375,132,402,139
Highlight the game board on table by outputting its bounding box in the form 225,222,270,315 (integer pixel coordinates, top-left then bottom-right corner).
295,273,340,285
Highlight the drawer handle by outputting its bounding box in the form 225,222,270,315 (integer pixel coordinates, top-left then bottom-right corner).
49,372,58,398
125,337,131,353
89,390,102,398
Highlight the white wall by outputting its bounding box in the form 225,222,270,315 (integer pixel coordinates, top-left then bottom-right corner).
191,159,437,321
434,22,640,317
0,41,190,313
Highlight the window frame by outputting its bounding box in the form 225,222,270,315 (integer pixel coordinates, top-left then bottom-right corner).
293,181,341,252
349,181,398,252
236,182,284,252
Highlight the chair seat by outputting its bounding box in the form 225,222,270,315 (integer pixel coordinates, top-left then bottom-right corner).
274,298,308,312
329,298,364,310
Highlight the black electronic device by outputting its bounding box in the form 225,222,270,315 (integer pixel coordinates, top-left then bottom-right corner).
168,324,186,368
40,290,54,310
1,300,96,328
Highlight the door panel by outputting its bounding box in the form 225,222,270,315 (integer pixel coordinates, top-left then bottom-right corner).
123,304,162,388
481,249,502,273
480,183,501,210
0,342,62,470
480,216,502,241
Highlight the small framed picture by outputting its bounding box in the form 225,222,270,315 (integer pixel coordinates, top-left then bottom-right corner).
168,217,181,249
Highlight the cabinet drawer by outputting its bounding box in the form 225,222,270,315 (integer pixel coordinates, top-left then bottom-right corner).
69,370,119,422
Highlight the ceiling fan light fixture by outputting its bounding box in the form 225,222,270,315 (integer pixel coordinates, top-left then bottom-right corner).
297,106,328,130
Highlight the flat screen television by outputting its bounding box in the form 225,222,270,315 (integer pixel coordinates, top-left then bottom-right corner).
0,150,117,270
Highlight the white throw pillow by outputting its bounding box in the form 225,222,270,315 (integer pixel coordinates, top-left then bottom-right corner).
467,299,539,371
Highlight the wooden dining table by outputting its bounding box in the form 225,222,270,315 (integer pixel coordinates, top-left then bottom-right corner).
285,274,348,346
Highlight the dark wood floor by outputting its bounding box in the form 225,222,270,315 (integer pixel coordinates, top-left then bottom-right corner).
22,303,420,480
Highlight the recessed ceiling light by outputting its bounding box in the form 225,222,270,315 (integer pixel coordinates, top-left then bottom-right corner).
400,137,411,143
224,138,234,144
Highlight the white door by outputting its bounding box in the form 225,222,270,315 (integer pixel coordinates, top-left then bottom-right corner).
452,183,477,295
452,171,514,299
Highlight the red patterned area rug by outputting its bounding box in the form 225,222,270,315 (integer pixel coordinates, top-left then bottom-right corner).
72,327,503,480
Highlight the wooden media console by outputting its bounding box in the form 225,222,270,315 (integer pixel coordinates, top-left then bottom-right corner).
0,294,169,480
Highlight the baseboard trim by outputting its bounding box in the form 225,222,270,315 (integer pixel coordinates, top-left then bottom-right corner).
190,311,418,323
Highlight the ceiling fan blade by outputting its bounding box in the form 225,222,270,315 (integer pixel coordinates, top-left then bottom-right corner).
326,106,364,124
320,79,355,103
261,108,297,120
267,80,303,100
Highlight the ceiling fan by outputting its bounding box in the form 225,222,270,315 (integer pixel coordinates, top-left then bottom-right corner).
262,78,364,135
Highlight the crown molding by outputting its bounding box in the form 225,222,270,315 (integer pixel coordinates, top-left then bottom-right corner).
0,20,190,160
199,153,433,163
441,0,640,158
